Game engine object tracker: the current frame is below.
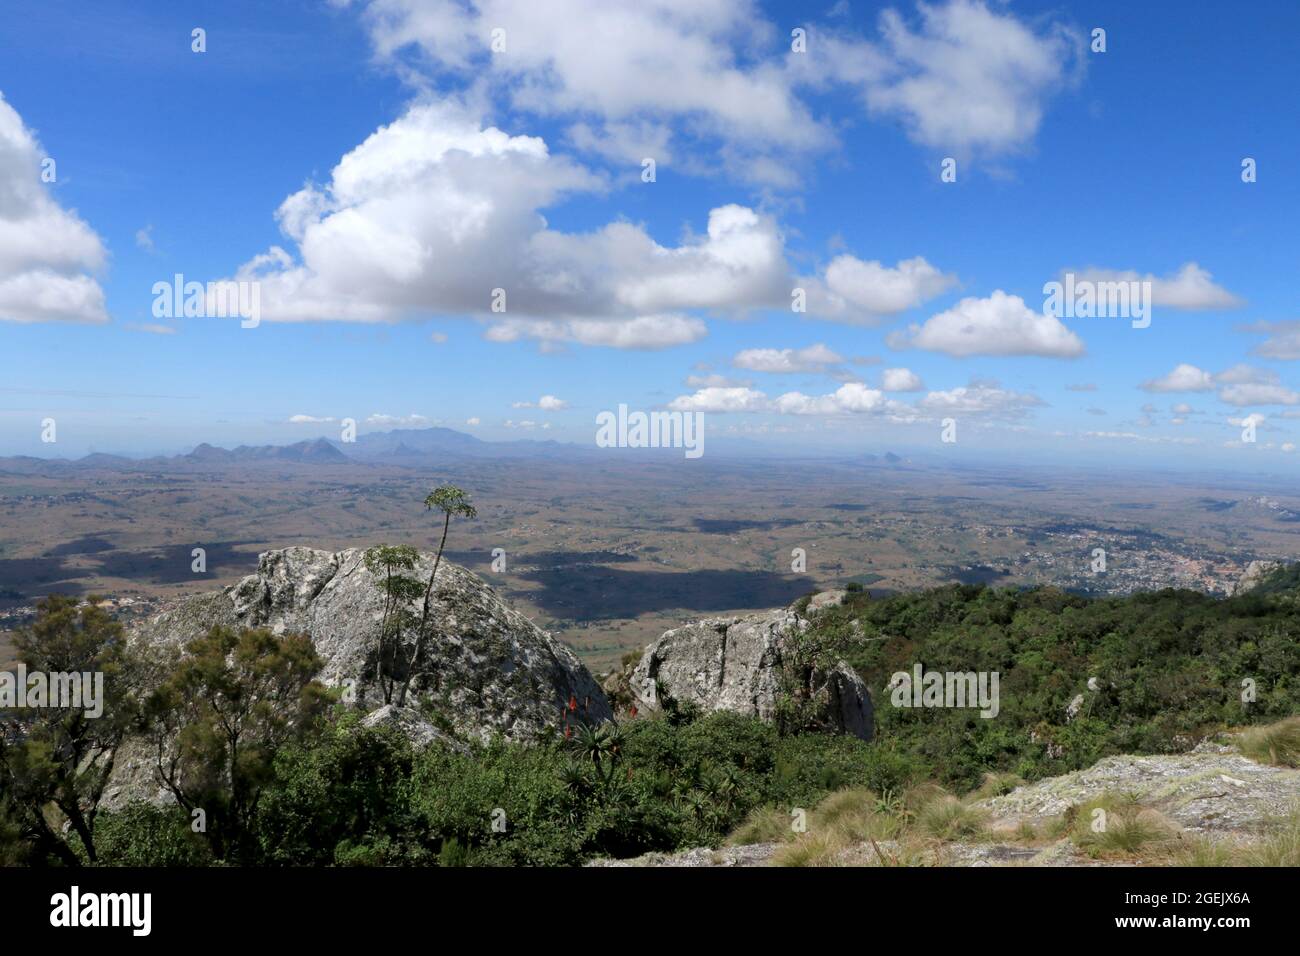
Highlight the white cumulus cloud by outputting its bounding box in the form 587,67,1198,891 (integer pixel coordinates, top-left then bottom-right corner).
0,91,109,324
892,291,1084,357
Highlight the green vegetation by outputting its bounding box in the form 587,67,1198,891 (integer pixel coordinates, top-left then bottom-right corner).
141,624,330,863
0,595,137,865
40,711,915,868
5,563,1300,867
817,581,1300,789
361,485,477,706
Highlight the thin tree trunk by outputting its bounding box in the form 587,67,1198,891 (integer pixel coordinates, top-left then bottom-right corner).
400,512,450,706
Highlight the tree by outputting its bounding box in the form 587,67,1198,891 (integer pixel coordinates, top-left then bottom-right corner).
144,625,328,862
395,485,477,706
362,545,424,704
0,594,137,865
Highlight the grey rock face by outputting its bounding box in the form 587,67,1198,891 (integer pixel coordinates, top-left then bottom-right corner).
805,589,847,615
128,546,610,744
630,595,872,740
976,742,1300,834
1230,560,1284,596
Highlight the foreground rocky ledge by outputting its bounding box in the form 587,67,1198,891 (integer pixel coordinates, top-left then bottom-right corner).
589,740,1300,867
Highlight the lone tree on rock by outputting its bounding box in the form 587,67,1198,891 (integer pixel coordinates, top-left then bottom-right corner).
393,485,476,706
362,545,423,705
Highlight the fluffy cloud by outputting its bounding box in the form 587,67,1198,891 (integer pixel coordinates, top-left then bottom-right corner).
365,412,431,427
512,394,568,410
667,379,1038,420
1216,382,1300,408
345,0,1082,177
667,386,771,413
1141,363,1299,406
288,414,336,423
800,255,957,324
483,314,707,350
666,382,892,416
1241,320,1300,360
917,382,1045,420
228,102,838,346
732,343,844,373
891,291,1084,357
0,92,108,324
1072,263,1243,310
773,383,889,415
1214,364,1272,386
349,0,825,152
848,0,1085,155
1140,363,1214,393
1219,383,1300,407
880,367,924,391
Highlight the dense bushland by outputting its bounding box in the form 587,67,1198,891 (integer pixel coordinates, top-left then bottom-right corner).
828,580,1300,789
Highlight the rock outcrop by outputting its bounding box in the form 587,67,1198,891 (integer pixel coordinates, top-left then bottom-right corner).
630,594,872,740
1230,560,1284,596
128,546,610,744
976,739,1300,834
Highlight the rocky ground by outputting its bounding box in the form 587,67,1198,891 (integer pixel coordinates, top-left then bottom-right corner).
589,738,1300,867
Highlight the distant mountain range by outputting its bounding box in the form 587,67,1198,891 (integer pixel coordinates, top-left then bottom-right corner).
0,427,586,474
0,426,916,474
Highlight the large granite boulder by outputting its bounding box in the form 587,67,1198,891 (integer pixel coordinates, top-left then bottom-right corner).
128,546,610,744
630,595,872,740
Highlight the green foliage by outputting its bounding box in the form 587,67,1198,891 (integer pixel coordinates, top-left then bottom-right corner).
822,582,1300,789
92,805,212,866
363,544,425,704
423,485,477,520
144,624,329,862
0,594,138,865
256,714,424,865
773,622,849,736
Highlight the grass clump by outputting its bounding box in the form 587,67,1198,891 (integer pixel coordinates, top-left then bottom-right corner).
1066,792,1176,859
1238,716,1300,768
915,794,989,841
727,806,791,846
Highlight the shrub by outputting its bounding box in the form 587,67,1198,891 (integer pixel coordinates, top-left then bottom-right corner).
93,805,213,867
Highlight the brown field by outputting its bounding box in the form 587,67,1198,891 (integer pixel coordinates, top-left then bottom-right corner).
2,452,1298,671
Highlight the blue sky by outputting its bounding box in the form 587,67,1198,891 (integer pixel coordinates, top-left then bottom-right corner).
1,0,1298,470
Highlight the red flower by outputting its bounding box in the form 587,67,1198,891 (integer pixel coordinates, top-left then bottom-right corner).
564,725,572,739
568,694,578,712
630,705,638,718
